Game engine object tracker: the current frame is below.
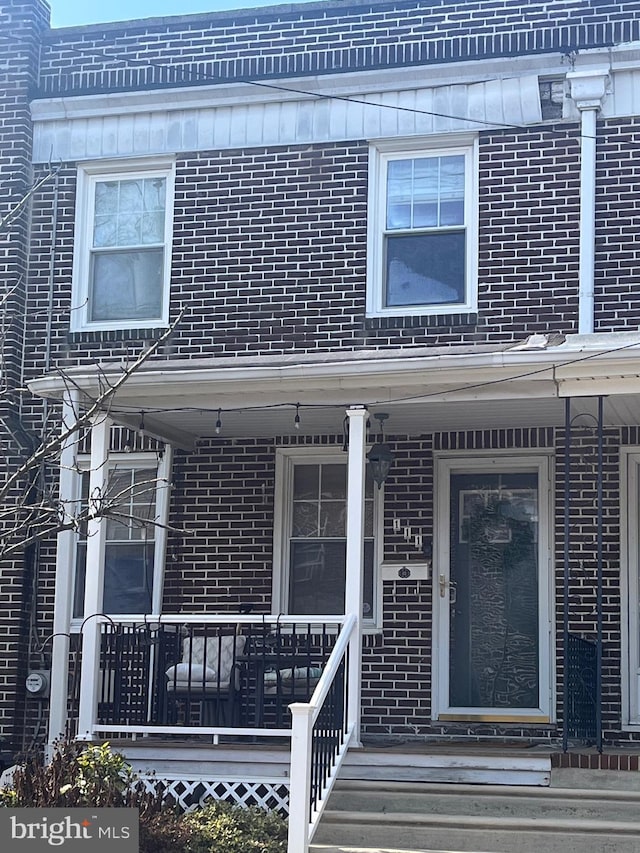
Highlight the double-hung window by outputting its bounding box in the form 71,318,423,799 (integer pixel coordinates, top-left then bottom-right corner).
367,139,477,317
71,159,175,332
72,454,171,621
274,449,380,627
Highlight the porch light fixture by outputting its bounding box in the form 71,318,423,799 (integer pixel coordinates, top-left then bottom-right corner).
215,408,222,435
367,412,394,489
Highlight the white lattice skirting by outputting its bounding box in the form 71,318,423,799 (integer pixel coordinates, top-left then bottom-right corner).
137,775,290,814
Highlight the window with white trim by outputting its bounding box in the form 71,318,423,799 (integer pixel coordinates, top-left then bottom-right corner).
367,140,477,317
72,454,171,620
274,449,380,626
71,159,175,331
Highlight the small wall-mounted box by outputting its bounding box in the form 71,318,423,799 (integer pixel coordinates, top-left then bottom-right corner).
381,561,431,582
25,670,50,699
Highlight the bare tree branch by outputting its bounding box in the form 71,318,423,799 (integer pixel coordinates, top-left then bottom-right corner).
0,310,185,557
0,168,60,235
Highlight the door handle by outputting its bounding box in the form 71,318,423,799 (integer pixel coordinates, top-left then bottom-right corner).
439,574,457,603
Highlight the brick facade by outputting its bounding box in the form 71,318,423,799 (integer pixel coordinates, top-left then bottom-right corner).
36,1,640,97
0,0,50,757
3,0,640,760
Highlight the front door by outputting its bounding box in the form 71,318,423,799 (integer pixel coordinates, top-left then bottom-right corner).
434,456,552,721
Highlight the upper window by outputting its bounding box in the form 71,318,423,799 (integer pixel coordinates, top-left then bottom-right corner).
367,140,477,317
71,159,175,332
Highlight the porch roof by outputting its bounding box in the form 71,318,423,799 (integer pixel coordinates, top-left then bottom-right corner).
28,332,640,449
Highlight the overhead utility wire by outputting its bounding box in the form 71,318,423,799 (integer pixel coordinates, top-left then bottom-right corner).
0,32,629,147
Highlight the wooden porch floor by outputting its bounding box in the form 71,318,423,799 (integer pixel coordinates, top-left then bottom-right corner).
108,736,555,787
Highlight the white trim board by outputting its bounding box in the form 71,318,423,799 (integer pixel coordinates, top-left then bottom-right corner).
32,76,542,163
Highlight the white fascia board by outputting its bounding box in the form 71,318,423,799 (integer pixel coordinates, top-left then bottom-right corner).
572,41,640,72
27,334,640,404
29,52,566,124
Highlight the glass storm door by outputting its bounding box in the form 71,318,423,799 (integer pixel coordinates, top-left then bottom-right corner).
435,458,551,720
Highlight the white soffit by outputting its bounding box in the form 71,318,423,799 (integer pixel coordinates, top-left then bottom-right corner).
108,394,640,445
31,75,542,163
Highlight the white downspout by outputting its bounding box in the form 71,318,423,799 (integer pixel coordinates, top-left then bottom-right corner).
567,69,610,335
577,106,597,335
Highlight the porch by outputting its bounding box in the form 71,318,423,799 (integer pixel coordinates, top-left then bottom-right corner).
27,331,640,852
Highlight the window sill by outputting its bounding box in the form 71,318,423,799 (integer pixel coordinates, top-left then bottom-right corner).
68,327,168,345
364,312,478,331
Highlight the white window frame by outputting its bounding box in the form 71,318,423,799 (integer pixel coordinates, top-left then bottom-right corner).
70,450,172,629
70,157,175,332
272,446,383,630
622,448,640,728
366,135,478,318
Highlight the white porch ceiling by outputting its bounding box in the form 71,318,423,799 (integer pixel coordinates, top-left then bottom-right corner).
109,394,640,446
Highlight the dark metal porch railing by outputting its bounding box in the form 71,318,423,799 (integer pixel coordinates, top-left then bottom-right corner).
310,651,348,819
93,618,342,735
566,632,597,740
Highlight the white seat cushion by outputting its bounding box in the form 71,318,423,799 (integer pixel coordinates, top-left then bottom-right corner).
263,665,322,696
165,634,244,692
165,663,216,683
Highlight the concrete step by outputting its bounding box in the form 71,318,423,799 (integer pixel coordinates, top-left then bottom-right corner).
342,748,550,786
326,779,640,822
311,848,496,853
312,812,640,853
310,780,640,853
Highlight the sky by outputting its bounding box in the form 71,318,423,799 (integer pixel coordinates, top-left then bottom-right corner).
50,0,323,28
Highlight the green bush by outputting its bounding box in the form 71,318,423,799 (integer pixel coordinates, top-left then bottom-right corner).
4,739,137,809
184,800,287,853
0,739,287,853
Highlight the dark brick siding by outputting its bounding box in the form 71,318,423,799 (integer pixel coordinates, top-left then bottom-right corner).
594,118,640,331
36,1,640,97
152,426,638,744
25,118,640,365
0,0,50,754
6,0,640,754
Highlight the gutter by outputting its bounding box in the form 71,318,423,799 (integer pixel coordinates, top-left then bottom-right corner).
26,332,640,402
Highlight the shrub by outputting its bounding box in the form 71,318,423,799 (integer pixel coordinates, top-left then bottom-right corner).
0,739,188,852
0,739,287,853
184,800,287,853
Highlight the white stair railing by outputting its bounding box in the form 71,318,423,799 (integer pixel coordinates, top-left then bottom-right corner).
287,612,356,853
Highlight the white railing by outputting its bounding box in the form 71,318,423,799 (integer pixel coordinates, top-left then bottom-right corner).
287,612,356,853
76,611,357,853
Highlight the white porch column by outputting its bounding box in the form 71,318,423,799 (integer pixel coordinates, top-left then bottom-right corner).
47,393,80,754
77,413,111,740
344,405,367,747
567,68,609,335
